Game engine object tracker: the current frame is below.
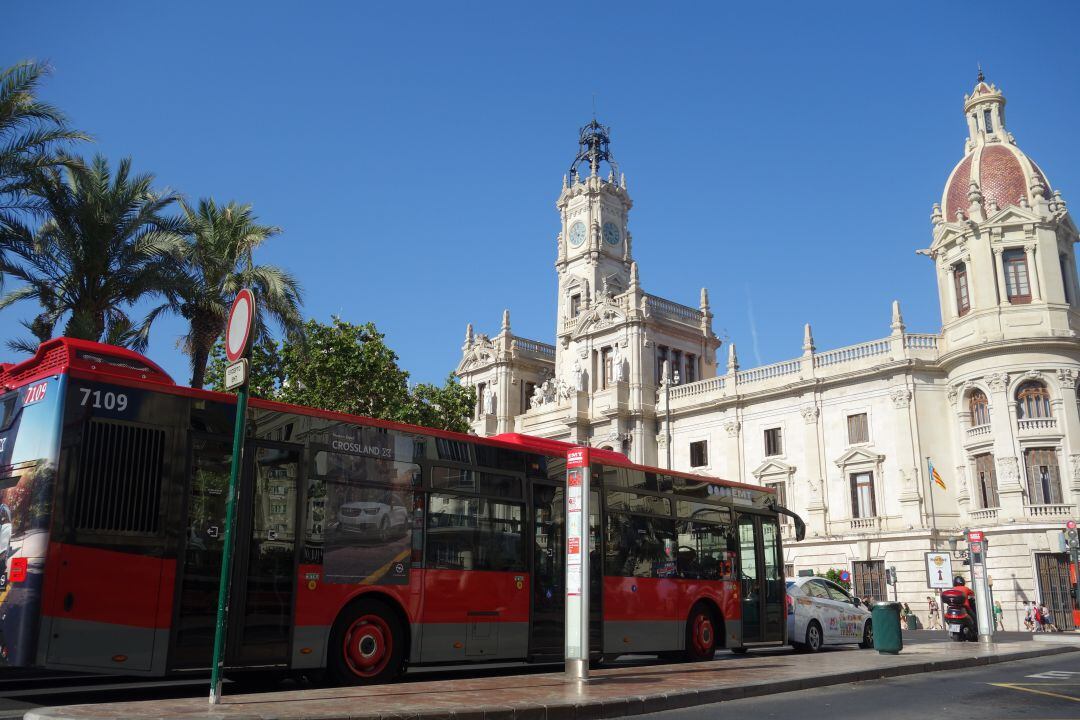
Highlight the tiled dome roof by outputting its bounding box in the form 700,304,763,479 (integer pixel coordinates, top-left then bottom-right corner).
942,143,1050,221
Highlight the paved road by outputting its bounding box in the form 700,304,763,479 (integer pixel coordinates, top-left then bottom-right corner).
639,649,1080,720
0,630,1046,719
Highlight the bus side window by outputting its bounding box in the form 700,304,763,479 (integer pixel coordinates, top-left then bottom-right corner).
605,513,677,578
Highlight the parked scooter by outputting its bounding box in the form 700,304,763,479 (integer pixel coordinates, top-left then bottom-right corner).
941,575,978,642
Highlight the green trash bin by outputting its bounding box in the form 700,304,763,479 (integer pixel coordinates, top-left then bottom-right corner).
871,602,903,654
906,615,918,631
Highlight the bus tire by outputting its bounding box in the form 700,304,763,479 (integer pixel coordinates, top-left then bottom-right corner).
684,603,718,662
328,599,406,685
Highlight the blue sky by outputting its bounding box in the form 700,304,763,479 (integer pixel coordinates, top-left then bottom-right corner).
3,2,1079,385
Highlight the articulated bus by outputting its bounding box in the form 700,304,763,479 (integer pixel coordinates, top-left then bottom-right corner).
0,338,804,683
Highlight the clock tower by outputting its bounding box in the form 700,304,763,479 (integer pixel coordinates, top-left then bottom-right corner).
555,120,634,348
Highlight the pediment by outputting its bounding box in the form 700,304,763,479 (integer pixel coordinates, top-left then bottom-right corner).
455,343,496,374
833,446,885,468
984,205,1043,226
574,301,626,337
751,458,796,480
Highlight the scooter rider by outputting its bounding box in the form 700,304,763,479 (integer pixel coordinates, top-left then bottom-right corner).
953,575,976,626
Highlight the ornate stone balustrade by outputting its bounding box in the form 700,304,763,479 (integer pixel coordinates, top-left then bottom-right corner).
848,516,881,532
1018,417,1058,433
967,507,999,523
903,334,939,350
512,337,555,357
965,424,991,441
669,375,725,400
736,359,802,385
814,339,891,368
646,295,701,323
1024,503,1076,519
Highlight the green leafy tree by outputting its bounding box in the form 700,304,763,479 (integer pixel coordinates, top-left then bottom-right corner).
278,317,412,420
403,374,477,433
167,198,302,389
204,337,283,399
0,60,88,227
0,154,184,351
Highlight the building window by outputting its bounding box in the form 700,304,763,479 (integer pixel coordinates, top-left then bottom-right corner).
475,382,486,419
569,294,581,318
1061,255,1072,305
685,354,696,383
672,350,683,384
969,390,990,426
767,481,789,524
689,440,708,468
764,427,783,457
1003,249,1032,304
851,560,886,603
847,413,869,444
657,345,669,385
850,472,876,518
1024,448,1063,505
601,347,613,389
1016,382,1052,420
974,453,999,509
523,381,536,410
983,109,993,133
954,262,970,316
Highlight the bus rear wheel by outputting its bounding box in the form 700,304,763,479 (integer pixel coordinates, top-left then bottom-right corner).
684,604,718,662
328,600,405,685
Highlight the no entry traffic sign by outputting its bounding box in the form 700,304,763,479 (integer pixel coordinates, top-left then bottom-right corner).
225,289,255,363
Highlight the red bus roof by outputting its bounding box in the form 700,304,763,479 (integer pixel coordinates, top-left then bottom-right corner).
0,337,175,390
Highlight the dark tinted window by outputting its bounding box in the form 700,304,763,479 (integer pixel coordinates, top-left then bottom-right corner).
606,491,671,516
427,494,524,571
431,466,476,492
676,501,731,524
675,520,735,580
604,513,677,578
479,473,522,499
435,438,472,463
475,444,523,472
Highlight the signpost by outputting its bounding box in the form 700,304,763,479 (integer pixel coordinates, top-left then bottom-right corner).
565,447,590,682
209,289,255,705
925,551,954,590
967,529,994,643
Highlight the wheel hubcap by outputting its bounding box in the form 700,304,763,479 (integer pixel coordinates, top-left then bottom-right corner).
692,614,714,654
810,627,820,647
343,615,392,677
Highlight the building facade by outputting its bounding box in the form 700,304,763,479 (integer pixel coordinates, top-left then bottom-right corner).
456,77,1080,630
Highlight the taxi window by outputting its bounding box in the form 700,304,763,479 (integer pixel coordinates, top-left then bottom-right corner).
824,583,851,603
804,581,828,599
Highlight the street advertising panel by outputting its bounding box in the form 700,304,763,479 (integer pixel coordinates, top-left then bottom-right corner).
925,551,954,589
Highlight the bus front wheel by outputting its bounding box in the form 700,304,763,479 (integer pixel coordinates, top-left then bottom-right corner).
684,603,718,662
328,599,405,685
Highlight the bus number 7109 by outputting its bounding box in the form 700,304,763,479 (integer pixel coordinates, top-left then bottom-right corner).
79,388,128,412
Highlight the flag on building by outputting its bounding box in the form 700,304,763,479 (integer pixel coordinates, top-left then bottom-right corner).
928,459,946,490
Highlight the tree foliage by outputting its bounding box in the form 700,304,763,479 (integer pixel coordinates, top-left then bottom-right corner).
204,316,475,433
819,568,852,591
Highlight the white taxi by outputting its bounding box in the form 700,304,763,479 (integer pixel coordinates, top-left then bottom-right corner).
785,576,873,652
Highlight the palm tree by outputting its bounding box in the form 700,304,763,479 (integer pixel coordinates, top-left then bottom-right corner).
0,154,185,349
172,198,303,389
1,60,88,226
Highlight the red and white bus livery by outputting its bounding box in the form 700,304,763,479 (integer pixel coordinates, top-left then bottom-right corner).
0,338,803,683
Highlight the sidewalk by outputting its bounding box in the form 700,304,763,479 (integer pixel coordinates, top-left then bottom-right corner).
27,641,1079,720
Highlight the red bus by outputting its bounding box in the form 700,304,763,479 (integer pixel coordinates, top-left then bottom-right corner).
0,338,803,683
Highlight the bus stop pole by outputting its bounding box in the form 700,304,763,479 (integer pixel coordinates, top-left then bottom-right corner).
566,447,590,682
209,381,250,704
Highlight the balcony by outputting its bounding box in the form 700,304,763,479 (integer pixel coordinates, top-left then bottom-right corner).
848,516,881,532
1018,417,1058,433
1025,503,1076,520
965,424,991,441
967,507,999,523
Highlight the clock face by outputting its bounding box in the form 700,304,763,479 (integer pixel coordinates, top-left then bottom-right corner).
603,222,621,246
568,221,586,248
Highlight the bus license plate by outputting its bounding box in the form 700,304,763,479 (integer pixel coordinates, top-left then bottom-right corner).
948,624,961,633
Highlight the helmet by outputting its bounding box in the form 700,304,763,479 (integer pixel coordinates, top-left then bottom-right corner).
953,575,966,586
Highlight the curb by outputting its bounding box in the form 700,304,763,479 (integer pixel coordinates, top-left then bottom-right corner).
25,645,1080,720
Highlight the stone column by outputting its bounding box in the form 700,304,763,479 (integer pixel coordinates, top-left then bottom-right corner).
986,372,1025,519
1056,369,1080,502
801,403,827,537
945,265,958,320
891,386,924,528
993,247,1008,305
1024,244,1041,301
723,415,742,482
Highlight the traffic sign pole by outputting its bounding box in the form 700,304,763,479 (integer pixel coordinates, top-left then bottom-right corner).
967,530,994,643
210,290,255,705
565,447,590,682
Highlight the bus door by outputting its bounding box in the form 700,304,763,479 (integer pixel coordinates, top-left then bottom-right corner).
736,513,784,644
528,482,601,660
172,436,301,669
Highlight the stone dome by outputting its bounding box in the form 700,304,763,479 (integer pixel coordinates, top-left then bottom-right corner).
940,77,1052,221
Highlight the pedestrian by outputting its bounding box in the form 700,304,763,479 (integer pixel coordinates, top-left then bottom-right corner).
1039,604,1059,632
1033,602,1044,632
901,602,913,628
1023,602,1034,632
927,595,941,630
993,600,1005,631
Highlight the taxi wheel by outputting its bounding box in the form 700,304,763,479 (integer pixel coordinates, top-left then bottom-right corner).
859,620,873,649
804,620,823,653
684,603,718,662
328,600,405,686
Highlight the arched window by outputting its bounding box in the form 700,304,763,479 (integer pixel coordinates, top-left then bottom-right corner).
969,390,990,426
1016,382,1051,420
